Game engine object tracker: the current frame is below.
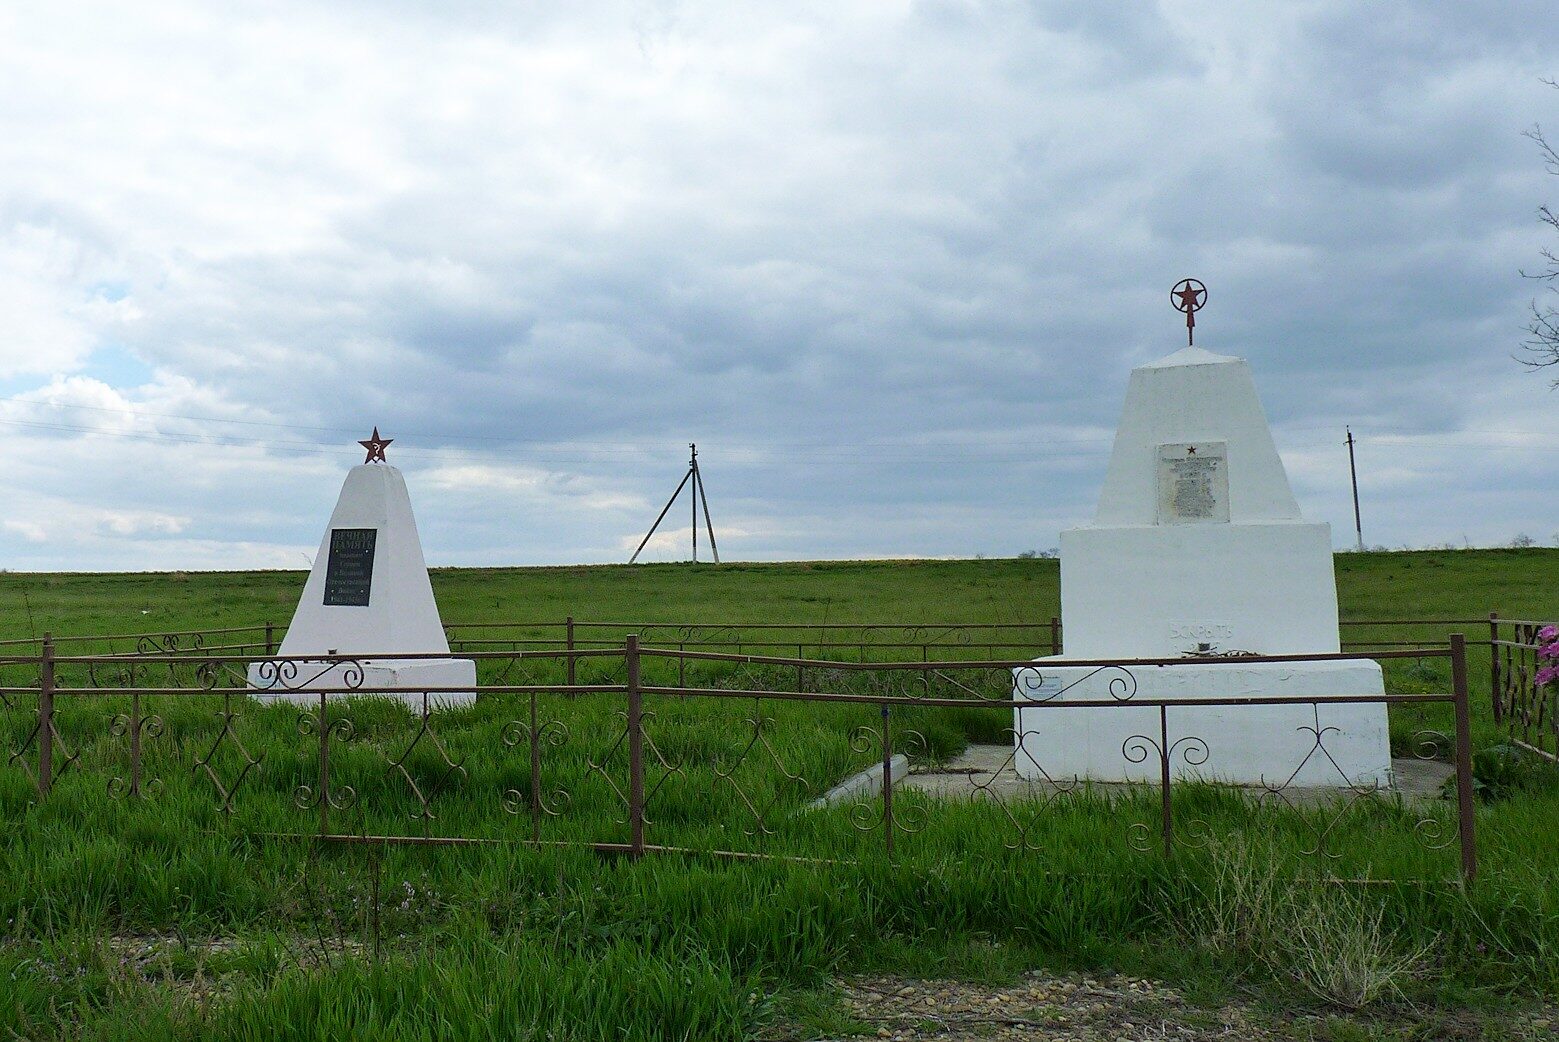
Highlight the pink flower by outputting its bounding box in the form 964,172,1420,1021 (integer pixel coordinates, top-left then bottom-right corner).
1538,625,1557,641
1538,664,1559,688
1541,643,1559,660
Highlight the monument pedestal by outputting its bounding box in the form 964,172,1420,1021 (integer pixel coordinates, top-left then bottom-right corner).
1014,658,1391,787
249,657,477,709
249,449,475,710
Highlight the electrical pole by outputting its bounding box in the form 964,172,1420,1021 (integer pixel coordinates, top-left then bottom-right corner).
1345,426,1363,551
629,443,721,565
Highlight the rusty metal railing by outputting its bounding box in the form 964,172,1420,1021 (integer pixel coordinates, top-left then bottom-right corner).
1490,614,1559,761
0,634,1478,883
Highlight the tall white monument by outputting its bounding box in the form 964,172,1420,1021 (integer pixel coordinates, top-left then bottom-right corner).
1015,284,1391,786
249,429,476,708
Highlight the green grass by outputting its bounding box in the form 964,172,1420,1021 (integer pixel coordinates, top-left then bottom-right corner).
0,546,1547,640
0,550,1556,1039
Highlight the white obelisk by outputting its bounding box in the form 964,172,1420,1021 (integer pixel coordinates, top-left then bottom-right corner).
248,430,476,708
1014,289,1391,787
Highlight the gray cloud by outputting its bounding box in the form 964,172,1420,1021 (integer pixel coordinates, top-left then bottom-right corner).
0,0,1555,571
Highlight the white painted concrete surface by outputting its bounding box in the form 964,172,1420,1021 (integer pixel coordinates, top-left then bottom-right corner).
1013,658,1391,787
248,463,475,708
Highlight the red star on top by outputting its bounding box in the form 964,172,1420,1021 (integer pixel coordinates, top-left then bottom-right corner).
359,427,393,463
1170,278,1207,346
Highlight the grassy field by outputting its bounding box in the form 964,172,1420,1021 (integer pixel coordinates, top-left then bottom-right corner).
0,550,1556,1040
2,548,1555,638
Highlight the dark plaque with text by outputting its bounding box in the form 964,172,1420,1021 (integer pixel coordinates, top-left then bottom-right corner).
323,528,377,606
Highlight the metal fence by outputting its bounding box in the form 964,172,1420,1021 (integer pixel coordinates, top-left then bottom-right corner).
1491,615,1558,761
0,614,1501,664
0,634,1477,883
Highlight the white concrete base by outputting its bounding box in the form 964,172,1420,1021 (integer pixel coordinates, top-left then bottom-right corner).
1012,657,1392,788
246,657,477,710
1060,522,1343,658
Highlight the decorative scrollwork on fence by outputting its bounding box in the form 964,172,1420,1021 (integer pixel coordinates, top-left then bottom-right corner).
844,714,930,844
135,633,207,656
384,698,467,823
968,728,1081,851
484,654,542,689
1007,664,1140,705
86,658,148,691
585,712,633,824
191,693,264,814
294,710,358,823
297,711,357,744
195,658,249,691
639,711,687,822
6,705,81,794
1410,729,1450,761
712,706,811,837
1122,733,1211,771
500,711,573,835
1122,723,1210,854
1406,729,1457,851
106,693,165,800
249,657,367,695
1249,706,1405,863
900,626,975,656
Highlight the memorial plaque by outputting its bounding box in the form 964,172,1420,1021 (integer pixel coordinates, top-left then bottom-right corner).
323,528,377,606
1156,442,1229,523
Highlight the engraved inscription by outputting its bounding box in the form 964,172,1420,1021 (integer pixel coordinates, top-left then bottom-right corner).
1168,622,1234,643
323,528,377,606
1156,442,1229,523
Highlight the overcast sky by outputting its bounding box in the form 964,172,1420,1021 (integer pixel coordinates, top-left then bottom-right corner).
2,1,1556,571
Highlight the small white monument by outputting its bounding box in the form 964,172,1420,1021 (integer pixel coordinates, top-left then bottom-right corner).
249,429,476,708
1015,283,1391,787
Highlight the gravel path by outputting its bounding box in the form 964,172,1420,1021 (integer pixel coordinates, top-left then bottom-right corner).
785,971,1556,1041
825,972,1281,1041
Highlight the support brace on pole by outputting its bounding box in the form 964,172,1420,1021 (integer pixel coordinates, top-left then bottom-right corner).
627,444,721,564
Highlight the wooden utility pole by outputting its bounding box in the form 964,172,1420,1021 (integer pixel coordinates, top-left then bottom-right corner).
1345,426,1363,551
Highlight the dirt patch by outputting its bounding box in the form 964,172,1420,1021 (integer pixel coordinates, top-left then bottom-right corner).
822,972,1279,1041
782,972,1556,1041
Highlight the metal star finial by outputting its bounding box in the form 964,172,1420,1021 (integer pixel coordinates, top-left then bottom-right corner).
1170,278,1207,346
358,427,392,463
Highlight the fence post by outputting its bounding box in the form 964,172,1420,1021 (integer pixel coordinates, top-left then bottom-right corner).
566,616,576,688
129,690,143,798
38,634,55,798
1050,616,1061,656
880,703,894,860
626,635,644,856
1451,634,1477,884
1487,612,1501,723
264,620,276,657
1158,705,1173,857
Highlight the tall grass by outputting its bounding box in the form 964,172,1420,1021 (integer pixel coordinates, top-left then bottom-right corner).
0,553,1555,1036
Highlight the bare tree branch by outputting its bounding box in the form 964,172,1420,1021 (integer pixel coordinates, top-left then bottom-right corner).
1522,82,1559,385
